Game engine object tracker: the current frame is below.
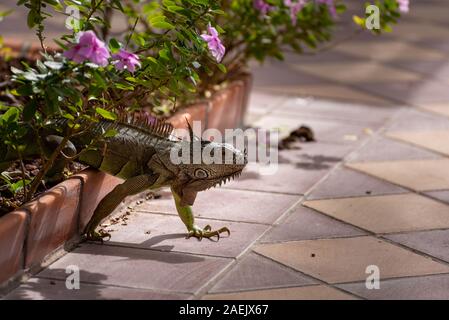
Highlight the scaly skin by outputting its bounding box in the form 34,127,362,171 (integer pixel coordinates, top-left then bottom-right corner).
1,117,246,242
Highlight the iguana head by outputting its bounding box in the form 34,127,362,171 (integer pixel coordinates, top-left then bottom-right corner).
168,123,247,206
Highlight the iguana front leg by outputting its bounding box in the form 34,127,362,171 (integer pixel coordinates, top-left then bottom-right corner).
171,188,230,241
85,173,159,242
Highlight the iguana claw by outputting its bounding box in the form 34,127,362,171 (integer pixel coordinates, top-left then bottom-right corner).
187,225,230,241
85,229,111,243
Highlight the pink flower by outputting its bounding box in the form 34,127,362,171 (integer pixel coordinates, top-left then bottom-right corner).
112,49,141,72
317,0,337,18
201,24,226,63
253,0,273,16
64,31,110,67
397,0,409,13
284,0,306,25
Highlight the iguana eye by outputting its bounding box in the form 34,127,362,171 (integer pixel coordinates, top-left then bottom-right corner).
194,168,208,179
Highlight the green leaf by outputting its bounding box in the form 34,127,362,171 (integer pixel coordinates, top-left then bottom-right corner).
9,179,30,194
109,38,121,53
103,128,118,138
23,100,38,121
159,48,170,60
27,9,37,28
0,107,20,123
217,64,227,73
95,107,117,120
151,21,174,29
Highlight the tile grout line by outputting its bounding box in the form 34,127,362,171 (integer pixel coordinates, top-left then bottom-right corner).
248,251,365,300
192,197,305,299
206,101,449,298
34,275,194,296
132,209,274,226
301,108,407,200
331,271,449,287
193,101,409,300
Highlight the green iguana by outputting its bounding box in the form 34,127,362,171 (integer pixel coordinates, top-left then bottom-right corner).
0,115,247,242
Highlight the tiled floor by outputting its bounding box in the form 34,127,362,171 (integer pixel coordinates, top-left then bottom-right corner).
5,1,449,300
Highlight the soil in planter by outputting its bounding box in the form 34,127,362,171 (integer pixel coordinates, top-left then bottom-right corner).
0,158,86,217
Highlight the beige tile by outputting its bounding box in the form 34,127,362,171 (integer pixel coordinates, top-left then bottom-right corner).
346,159,449,191
257,84,392,106
386,130,449,156
253,236,449,283
203,285,356,300
419,102,449,118
292,62,422,84
303,193,449,234
335,41,447,62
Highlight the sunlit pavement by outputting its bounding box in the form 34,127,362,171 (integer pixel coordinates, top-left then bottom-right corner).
5,0,449,299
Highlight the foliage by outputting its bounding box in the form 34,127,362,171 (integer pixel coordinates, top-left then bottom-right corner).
197,0,408,89
0,0,406,206
1,0,223,204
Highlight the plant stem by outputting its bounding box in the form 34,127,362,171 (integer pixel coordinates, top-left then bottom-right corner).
125,17,139,49
25,132,72,202
86,0,105,23
17,151,28,201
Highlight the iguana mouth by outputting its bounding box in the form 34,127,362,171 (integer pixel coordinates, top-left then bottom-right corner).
208,170,243,189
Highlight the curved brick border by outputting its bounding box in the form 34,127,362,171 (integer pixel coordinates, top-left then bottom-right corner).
0,73,252,291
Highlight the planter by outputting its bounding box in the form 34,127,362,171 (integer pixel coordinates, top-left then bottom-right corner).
0,42,253,291
168,72,252,136
0,170,122,292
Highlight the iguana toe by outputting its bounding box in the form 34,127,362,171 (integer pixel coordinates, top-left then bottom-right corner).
85,229,111,243
187,225,230,241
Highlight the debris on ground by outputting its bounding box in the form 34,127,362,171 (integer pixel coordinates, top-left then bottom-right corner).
278,125,315,150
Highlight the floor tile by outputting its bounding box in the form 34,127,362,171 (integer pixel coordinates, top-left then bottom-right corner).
306,166,407,200
134,188,299,225
209,253,316,293
251,61,325,88
405,3,449,25
224,142,354,195
204,285,356,300
386,229,449,263
386,108,449,132
425,190,449,204
4,278,189,300
335,40,447,62
248,90,288,111
292,62,423,84
101,212,267,258
253,236,449,283
277,99,397,125
224,162,329,196
304,193,449,234
389,21,449,41
338,274,449,300
393,61,449,84
419,102,449,118
346,135,441,162
414,39,449,55
37,244,231,294
253,113,371,143
346,159,449,191
386,130,449,156
261,205,365,243
255,84,392,105
358,80,449,105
